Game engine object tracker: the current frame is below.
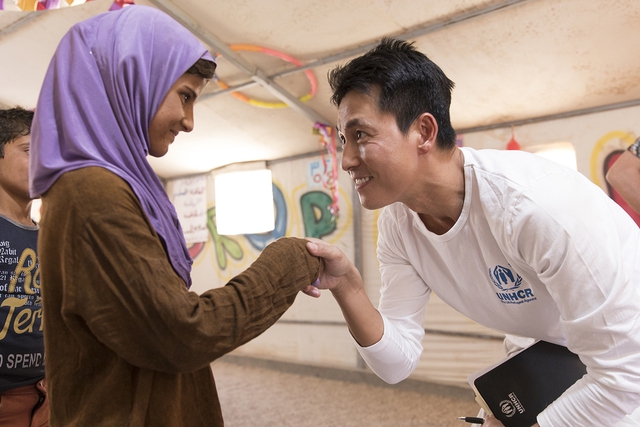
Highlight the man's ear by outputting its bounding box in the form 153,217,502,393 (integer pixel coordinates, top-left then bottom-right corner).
415,112,438,153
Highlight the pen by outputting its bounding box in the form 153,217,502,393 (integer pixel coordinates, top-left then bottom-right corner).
457,416,485,424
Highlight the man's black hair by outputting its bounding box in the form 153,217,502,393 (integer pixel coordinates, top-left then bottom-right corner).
328,37,456,149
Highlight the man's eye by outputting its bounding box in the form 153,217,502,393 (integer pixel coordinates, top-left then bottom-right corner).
356,130,363,140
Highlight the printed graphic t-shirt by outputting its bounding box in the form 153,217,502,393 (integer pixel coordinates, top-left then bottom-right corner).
0,214,43,394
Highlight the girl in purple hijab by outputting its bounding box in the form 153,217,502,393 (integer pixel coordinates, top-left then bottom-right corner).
30,5,209,287
29,6,320,426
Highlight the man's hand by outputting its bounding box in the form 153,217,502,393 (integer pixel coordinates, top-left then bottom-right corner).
301,237,359,298
482,415,504,427
302,237,383,347
305,237,361,294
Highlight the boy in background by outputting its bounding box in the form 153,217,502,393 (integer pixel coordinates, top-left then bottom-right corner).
0,107,47,427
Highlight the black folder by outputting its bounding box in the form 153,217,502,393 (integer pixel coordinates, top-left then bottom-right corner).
467,340,587,427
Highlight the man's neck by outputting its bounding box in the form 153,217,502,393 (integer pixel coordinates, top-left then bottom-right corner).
404,147,465,235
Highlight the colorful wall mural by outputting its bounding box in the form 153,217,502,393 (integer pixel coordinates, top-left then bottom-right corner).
179,155,355,293
187,183,345,271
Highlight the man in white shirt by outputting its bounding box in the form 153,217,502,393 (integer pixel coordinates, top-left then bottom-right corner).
305,38,640,427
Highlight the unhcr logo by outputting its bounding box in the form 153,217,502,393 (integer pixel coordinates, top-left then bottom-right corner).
489,265,522,291
499,400,516,418
499,392,525,417
488,264,537,305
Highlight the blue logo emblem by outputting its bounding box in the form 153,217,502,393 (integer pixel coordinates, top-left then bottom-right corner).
489,265,523,291
489,264,537,305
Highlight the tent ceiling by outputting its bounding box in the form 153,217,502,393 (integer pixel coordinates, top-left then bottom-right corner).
2,0,640,179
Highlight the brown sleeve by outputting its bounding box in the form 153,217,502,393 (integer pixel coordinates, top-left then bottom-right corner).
45,168,319,373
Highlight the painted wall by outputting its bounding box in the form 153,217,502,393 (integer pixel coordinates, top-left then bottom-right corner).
168,105,639,388
461,105,640,224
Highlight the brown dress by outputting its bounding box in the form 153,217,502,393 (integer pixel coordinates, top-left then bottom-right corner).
38,167,320,426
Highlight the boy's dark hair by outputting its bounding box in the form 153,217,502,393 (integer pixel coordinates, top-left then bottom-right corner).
186,58,217,80
0,106,34,158
328,37,457,149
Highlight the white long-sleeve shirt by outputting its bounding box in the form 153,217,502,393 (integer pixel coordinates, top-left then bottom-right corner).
357,147,640,427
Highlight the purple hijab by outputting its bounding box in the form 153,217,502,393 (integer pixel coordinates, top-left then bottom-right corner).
30,6,214,288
